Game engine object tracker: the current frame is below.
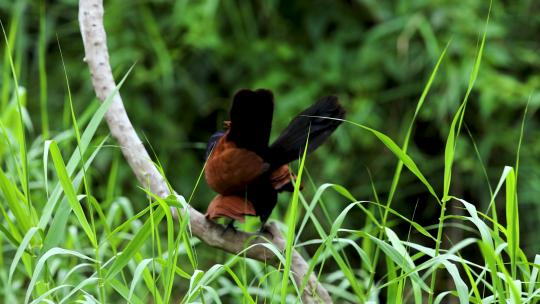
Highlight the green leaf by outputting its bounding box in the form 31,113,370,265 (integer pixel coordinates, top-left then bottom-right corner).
105,208,165,281
48,141,97,247
25,247,95,304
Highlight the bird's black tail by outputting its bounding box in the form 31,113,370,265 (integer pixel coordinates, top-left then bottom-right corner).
268,95,345,167
227,89,274,156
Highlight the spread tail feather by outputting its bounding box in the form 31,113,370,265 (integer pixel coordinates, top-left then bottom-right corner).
268,95,345,167
227,89,274,155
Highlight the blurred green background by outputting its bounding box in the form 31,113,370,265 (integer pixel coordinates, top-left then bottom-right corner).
1,0,539,255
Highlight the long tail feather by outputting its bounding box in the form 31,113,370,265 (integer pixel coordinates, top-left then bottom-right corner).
268,95,345,167
227,89,274,155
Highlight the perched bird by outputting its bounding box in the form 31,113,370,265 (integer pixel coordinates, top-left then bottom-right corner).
204,89,345,229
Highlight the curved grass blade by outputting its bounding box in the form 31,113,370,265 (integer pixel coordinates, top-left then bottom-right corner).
24,247,96,304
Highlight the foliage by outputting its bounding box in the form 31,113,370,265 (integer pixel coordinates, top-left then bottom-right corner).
0,0,539,303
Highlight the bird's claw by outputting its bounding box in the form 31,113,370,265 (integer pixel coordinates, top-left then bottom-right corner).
258,224,274,239
221,220,237,236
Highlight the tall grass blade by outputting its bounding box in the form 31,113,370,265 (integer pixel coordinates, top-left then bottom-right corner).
38,64,134,229
280,132,309,303
48,141,97,247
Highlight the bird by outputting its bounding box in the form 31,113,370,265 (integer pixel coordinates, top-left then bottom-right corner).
204,89,345,230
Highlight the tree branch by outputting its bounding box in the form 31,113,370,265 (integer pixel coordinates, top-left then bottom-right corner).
78,1,331,302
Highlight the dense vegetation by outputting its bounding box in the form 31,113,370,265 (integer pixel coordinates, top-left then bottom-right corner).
0,0,539,303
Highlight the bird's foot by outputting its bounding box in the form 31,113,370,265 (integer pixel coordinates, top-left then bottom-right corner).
257,224,274,239
221,220,237,236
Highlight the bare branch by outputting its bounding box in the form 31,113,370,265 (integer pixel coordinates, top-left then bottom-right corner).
78,1,331,302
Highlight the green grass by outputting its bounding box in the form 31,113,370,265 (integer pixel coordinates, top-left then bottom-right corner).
1,2,540,303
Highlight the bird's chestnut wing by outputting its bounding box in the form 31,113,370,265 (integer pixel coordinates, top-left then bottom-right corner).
205,137,268,194
270,165,303,192
205,194,256,222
